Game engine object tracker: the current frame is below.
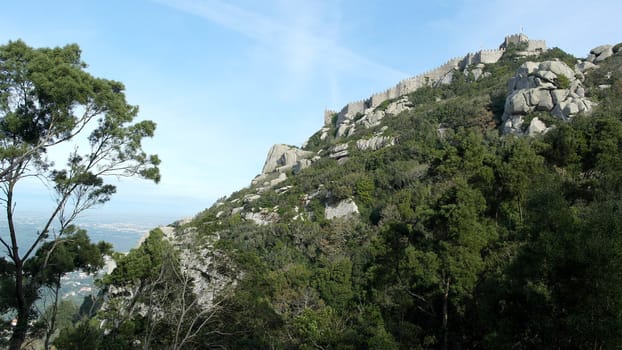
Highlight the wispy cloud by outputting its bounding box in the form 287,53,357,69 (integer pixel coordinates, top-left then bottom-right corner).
154,0,407,99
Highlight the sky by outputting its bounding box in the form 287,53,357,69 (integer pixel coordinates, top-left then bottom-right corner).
0,0,620,220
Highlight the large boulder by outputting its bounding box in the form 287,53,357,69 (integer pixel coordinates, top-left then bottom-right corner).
528,117,550,137
244,209,279,225
356,136,396,151
502,60,593,134
589,45,613,62
329,143,349,159
325,199,359,220
261,144,313,174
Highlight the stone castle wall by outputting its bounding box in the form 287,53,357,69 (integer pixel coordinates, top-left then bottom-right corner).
501,33,546,52
337,99,366,124
327,34,546,126
369,56,465,108
503,33,529,48
324,109,337,125
527,40,546,52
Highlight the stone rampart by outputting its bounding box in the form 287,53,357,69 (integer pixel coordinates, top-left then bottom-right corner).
500,33,546,53
527,40,546,52
477,49,505,64
337,99,367,123
324,109,337,125
327,34,546,126
502,33,529,48
368,56,464,108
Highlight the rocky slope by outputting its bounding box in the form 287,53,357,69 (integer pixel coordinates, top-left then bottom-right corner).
98,34,622,348
169,34,622,310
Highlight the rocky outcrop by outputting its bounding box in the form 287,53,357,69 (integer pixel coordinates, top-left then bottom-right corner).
251,171,287,190
261,144,313,174
335,97,413,137
105,226,236,321
356,135,396,151
527,117,551,137
329,34,547,139
329,143,349,160
293,159,312,174
587,45,613,63
466,63,491,81
243,208,279,225
502,60,593,134
325,199,359,220
167,226,235,309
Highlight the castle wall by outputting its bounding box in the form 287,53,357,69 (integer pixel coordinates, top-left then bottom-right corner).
324,109,337,125
328,34,545,126
368,56,463,108
528,40,546,52
338,99,367,123
477,49,505,64
502,33,529,48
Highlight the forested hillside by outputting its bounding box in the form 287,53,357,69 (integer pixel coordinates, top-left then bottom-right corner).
59,41,622,349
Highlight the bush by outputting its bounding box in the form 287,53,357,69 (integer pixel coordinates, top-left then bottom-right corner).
557,74,571,89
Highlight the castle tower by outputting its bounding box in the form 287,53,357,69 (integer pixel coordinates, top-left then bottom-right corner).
324,109,337,125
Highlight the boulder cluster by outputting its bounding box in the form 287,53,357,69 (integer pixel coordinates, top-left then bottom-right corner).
502,60,592,134
261,144,314,174
586,44,619,63
333,96,413,138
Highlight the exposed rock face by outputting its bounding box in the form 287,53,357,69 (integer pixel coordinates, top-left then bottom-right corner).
385,97,413,115
356,136,396,151
261,144,313,174
243,209,279,225
587,45,613,62
576,61,599,72
325,199,359,220
502,60,593,134
167,226,234,309
528,117,550,137
335,97,413,138
105,226,236,321
467,63,491,81
328,34,547,138
269,172,287,187
329,143,349,159
251,171,287,189
293,159,312,174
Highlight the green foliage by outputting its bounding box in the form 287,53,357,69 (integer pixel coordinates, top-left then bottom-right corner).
538,47,577,67
54,321,101,350
556,73,571,89
375,98,394,112
56,36,622,349
104,228,168,286
0,39,161,349
408,85,440,105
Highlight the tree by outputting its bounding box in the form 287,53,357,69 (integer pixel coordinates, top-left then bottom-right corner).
87,229,224,350
0,40,160,349
30,227,112,350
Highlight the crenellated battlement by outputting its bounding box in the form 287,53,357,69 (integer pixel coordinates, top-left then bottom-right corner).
500,33,547,52
326,34,547,128
502,33,529,47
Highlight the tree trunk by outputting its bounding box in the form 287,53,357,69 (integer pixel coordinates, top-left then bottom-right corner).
44,279,62,350
442,279,450,350
9,261,28,350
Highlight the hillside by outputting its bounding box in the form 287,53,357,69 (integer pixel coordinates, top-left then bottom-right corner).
59,35,622,349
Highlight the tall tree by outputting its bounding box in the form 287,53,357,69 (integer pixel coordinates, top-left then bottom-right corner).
0,40,160,349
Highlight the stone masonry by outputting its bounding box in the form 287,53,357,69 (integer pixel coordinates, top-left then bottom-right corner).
327,34,547,127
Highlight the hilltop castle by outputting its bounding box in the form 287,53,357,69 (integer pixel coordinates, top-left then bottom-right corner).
324,34,547,125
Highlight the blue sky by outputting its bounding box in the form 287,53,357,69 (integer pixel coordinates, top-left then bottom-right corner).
1,0,621,219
